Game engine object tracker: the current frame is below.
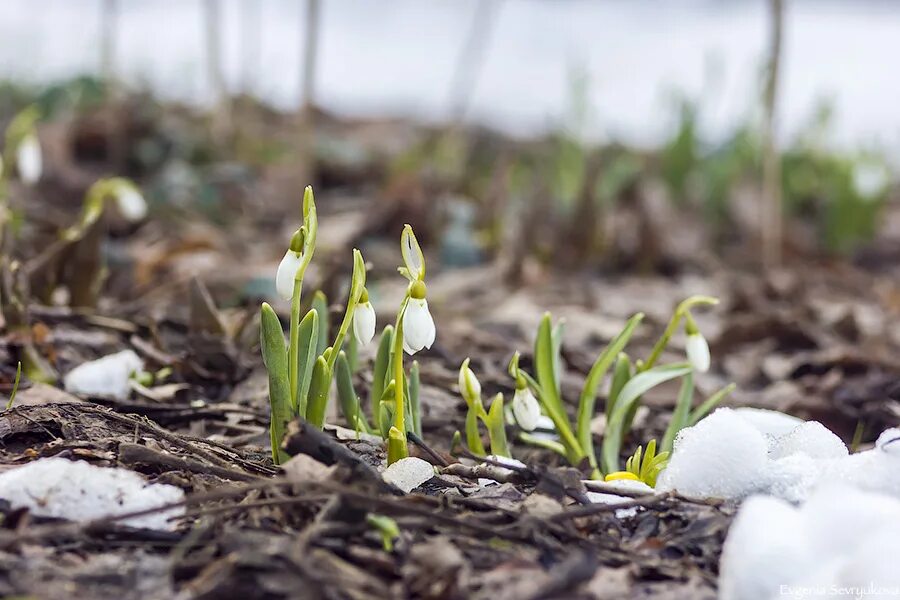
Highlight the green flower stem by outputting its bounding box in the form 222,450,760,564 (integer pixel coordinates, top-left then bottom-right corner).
389,296,410,462
325,251,365,375
287,270,307,413
519,370,584,465
640,295,718,372
5,361,22,410
518,432,567,457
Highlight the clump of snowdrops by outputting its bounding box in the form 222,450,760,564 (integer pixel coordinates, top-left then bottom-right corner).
260,187,435,464
455,297,734,482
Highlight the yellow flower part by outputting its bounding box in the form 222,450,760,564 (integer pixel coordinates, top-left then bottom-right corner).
605,471,640,482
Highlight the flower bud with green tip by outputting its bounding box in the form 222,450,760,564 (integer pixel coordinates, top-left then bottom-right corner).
276,228,305,300
684,314,710,373
353,287,376,346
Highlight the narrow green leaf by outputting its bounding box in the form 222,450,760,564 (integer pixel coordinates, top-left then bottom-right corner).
312,291,329,356
518,432,568,457
688,382,736,426
305,356,332,428
379,380,396,439
5,362,22,410
295,308,319,417
372,325,394,431
260,303,291,464
601,362,692,473
661,371,694,452
486,394,510,458
535,313,564,416
576,314,644,473
336,351,371,434
465,407,487,456
605,353,633,420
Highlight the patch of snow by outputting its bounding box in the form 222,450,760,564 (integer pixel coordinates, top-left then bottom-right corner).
768,421,848,460
381,457,435,493
658,408,900,502
733,407,804,438
720,485,900,600
0,457,184,530
656,409,771,500
63,350,143,400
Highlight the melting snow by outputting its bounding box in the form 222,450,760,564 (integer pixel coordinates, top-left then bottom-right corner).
63,350,143,400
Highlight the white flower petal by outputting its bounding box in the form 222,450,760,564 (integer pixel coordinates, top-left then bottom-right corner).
353,301,376,346
116,187,148,222
275,250,303,300
17,134,42,185
512,387,541,431
686,333,710,373
402,298,435,355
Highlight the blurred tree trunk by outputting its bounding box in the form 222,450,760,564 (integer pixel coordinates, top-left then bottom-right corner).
205,0,232,145
297,0,320,185
101,0,126,173
448,0,502,124
761,0,784,269
241,0,262,97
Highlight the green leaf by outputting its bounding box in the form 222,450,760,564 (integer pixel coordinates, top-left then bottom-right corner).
465,407,487,457
688,382,736,426
601,362,692,474
379,380,396,439
5,362,22,410
387,426,408,464
312,291,329,356
606,353,633,420
485,394,510,458
305,356,332,428
371,325,394,431
295,308,319,417
535,313,564,417
661,371,694,453
576,313,643,474
260,303,291,464
336,351,371,434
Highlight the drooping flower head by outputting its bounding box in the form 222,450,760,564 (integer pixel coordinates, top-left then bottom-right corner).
353,287,376,346
684,313,710,373
16,132,42,185
399,225,435,354
275,186,318,301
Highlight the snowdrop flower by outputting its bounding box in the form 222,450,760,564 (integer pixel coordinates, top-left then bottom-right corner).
511,385,541,431
16,133,42,185
684,315,710,373
276,229,305,300
114,184,148,222
458,359,481,401
402,280,435,355
353,287,376,346
852,161,889,201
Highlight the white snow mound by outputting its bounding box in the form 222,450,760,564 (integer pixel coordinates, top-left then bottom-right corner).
0,457,184,530
63,350,143,400
382,457,434,493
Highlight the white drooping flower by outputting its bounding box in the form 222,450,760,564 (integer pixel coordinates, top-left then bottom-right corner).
512,386,541,431
458,359,481,401
353,296,376,346
851,161,889,201
115,185,148,222
685,332,710,373
16,133,42,185
402,297,435,355
276,250,303,300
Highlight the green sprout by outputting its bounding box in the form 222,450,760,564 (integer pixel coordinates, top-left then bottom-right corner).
366,514,400,552
605,439,669,487
260,186,369,464
4,362,22,410
456,359,510,458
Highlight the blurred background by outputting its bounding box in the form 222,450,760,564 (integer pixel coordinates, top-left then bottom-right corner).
1,0,899,449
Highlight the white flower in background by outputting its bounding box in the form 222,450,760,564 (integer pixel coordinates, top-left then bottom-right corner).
353,288,376,346
851,161,889,201
512,386,541,431
16,133,42,185
458,359,481,400
115,185,148,222
686,332,710,373
402,280,435,354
